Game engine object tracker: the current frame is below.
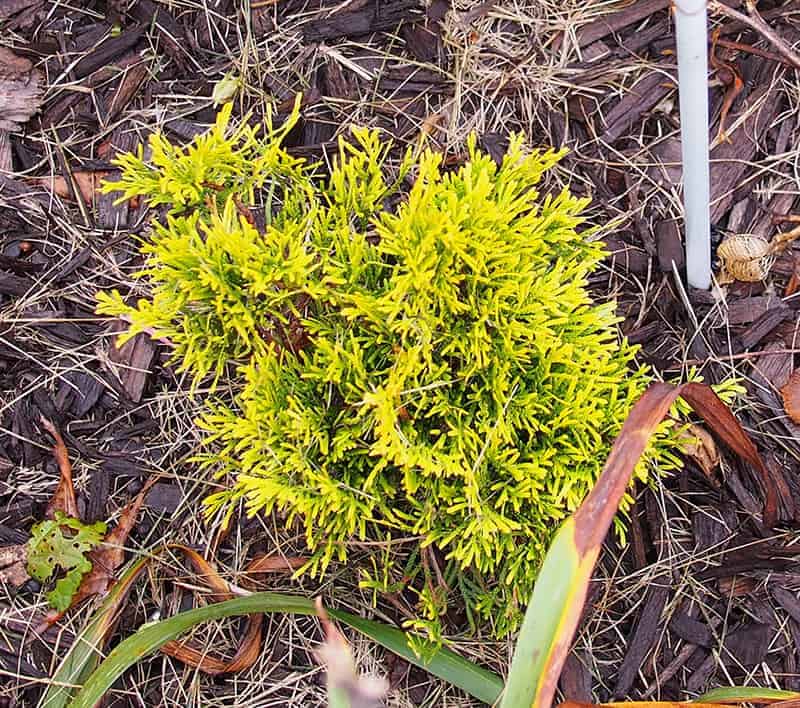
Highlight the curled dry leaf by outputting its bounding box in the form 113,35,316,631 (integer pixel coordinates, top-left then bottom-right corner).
65,476,159,610
780,369,800,424
33,171,109,204
679,423,721,481
155,545,314,674
160,545,262,674
41,417,78,520
159,550,308,673
717,227,800,284
710,29,744,144
158,547,311,673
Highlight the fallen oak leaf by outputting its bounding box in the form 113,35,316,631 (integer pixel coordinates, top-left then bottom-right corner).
41,417,78,520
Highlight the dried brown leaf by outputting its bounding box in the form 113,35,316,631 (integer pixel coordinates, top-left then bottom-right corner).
245,553,308,576
160,545,262,675
64,476,158,609
33,171,108,204
780,369,800,424
41,417,78,520
680,423,721,481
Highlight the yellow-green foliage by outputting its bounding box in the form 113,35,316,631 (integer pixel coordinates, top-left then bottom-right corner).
99,102,661,638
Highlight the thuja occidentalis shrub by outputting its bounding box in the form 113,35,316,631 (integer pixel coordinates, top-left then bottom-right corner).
98,100,715,640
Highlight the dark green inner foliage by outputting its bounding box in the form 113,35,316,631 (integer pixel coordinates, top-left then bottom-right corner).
99,101,657,639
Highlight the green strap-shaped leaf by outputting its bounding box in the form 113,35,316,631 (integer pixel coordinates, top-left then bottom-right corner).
64,591,503,708
696,687,800,704
500,382,775,708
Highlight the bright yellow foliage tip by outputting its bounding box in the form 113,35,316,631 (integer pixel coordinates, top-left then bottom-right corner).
99,98,662,640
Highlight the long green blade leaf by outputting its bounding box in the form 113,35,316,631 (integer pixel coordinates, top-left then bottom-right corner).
65,591,504,708
338,610,502,704
41,557,150,708
501,382,773,708
696,687,800,704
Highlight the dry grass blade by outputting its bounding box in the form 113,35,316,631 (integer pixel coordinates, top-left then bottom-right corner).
41,417,78,520
503,382,776,708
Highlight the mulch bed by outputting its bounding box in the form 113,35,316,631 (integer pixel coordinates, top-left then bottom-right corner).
1,0,800,705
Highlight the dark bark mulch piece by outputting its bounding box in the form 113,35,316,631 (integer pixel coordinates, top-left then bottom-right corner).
401,0,448,64
574,0,670,49
559,651,593,703
144,483,182,514
613,582,670,699
726,296,774,326
302,0,424,42
0,271,32,296
739,303,792,350
602,71,673,144
107,327,157,403
124,0,189,70
669,612,714,648
0,523,26,545
722,623,773,667
772,586,800,624
708,62,787,223
85,466,109,523
656,219,684,273
71,26,145,79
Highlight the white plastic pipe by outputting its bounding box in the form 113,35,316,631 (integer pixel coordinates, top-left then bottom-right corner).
674,0,712,289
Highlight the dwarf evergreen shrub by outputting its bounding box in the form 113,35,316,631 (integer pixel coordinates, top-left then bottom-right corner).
99,101,670,638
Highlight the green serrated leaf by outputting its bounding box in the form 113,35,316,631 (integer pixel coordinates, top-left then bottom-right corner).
48,561,92,612
26,512,106,609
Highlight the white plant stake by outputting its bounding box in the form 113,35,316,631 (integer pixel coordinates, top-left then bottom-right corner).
674,0,712,289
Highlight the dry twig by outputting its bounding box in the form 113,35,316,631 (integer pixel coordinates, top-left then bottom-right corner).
710,0,800,69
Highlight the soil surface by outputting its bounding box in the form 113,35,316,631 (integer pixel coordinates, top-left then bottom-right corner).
2,1,800,706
